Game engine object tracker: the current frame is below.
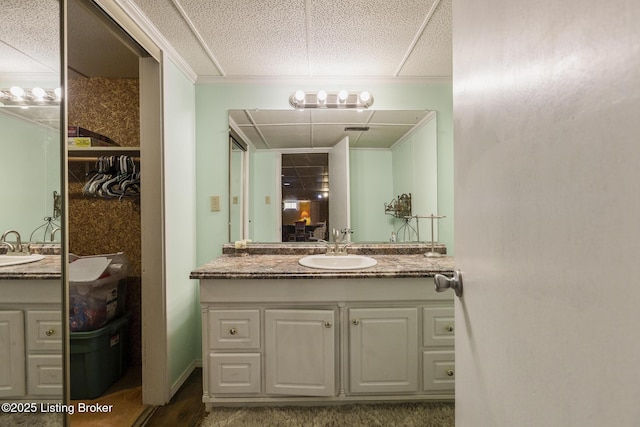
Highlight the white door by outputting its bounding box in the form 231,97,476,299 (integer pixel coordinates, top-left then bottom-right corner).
265,309,335,396
0,311,25,397
349,308,417,393
453,1,640,426
328,136,350,237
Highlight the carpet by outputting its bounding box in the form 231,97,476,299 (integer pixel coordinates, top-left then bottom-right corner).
200,402,454,427
0,412,63,427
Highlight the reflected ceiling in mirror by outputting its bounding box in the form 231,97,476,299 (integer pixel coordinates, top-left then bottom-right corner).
229,109,433,150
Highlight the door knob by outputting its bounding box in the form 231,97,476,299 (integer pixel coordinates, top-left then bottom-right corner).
434,270,463,297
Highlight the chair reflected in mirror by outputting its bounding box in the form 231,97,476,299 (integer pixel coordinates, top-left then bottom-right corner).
294,220,307,241
308,222,327,242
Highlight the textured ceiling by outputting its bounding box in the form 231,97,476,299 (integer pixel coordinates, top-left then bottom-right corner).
229,109,434,149
0,0,451,80
0,1,451,131
131,0,452,79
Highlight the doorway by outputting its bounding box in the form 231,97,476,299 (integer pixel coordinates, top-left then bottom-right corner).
281,153,329,242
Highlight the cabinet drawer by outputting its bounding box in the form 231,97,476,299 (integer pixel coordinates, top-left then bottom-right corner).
27,354,63,396
422,350,455,392
422,307,454,347
27,310,62,352
209,352,261,394
208,309,260,349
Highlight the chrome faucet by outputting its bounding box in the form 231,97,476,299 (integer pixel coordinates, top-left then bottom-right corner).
50,227,61,242
1,230,22,252
0,241,15,252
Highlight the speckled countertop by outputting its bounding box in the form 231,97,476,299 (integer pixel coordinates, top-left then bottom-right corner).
191,253,455,280
0,255,61,280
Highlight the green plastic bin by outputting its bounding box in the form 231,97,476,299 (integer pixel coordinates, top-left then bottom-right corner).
70,313,130,399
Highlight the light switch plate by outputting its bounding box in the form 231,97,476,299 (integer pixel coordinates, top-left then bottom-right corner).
265,196,271,205
210,195,220,212
232,196,238,205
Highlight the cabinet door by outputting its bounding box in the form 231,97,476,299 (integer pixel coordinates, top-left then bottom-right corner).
265,309,335,396
349,307,418,393
0,310,26,397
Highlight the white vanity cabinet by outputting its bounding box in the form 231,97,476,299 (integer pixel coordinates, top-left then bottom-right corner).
0,310,25,397
199,275,454,408
0,280,63,400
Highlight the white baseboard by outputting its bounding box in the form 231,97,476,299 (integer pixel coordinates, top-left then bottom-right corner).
170,359,201,397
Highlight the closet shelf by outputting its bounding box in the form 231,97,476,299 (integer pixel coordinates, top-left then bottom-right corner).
68,146,140,161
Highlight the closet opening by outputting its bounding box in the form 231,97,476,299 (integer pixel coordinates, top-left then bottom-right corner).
66,0,163,422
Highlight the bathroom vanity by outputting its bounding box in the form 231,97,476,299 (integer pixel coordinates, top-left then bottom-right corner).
0,255,62,400
191,244,455,409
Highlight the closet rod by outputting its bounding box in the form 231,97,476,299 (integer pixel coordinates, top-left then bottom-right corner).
68,157,141,163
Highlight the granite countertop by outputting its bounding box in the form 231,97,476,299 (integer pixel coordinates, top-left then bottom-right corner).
0,255,62,280
191,253,455,280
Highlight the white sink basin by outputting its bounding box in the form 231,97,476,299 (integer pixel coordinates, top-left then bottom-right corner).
0,254,45,267
299,254,377,270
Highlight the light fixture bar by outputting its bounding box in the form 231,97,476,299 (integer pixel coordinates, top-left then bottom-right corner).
289,90,374,109
0,87,61,107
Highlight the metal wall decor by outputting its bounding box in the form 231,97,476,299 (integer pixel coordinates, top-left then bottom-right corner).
384,193,412,218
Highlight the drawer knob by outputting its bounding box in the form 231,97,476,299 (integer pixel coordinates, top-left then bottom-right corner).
446,369,454,377
446,325,454,332
352,319,360,326
229,328,237,335
45,329,55,337
324,321,332,328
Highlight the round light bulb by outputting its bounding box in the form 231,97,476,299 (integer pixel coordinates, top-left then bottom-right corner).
31,87,46,99
338,90,348,102
294,90,305,102
323,192,329,198
359,91,371,103
317,90,327,103
10,86,25,97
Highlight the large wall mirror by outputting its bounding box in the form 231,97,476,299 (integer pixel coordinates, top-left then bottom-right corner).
0,0,64,421
229,109,438,243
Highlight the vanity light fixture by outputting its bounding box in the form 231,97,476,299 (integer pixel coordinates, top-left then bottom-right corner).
289,90,374,109
0,86,62,106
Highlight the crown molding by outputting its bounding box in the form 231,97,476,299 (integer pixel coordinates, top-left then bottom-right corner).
195,75,452,85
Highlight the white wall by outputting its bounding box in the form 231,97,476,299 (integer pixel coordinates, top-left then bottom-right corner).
163,59,199,389
453,0,640,425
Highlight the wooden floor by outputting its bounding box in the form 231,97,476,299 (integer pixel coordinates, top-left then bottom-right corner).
139,368,206,427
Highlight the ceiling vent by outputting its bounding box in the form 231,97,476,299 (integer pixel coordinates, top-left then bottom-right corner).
344,126,370,131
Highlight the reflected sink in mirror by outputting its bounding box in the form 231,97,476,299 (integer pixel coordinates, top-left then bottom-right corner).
0,254,45,267
299,254,377,270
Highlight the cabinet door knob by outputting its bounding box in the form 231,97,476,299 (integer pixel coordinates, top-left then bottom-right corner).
45,329,55,337
229,327,237,335
352,319,360,325
324,321,332,328
446,369,454,377
445,325,454,332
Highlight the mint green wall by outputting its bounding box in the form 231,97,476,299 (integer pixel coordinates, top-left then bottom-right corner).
0,113,60,240
195,80,454,262
250,150,280,242
349,149,395,241
391,117,439,241
163,60,199,387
